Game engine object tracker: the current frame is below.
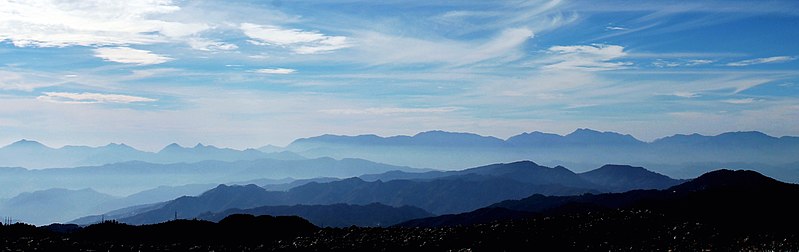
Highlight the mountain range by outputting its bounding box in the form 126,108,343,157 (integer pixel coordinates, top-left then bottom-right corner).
85,161,682,226
0,140,304,169
2,129,797,183
282,129,799,181
0,157,424,199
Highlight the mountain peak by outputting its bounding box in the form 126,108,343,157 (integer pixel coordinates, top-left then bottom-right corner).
103,143,135,150
670,169,781,193
159,143,185,153
564,129,642,145
4,139,51,149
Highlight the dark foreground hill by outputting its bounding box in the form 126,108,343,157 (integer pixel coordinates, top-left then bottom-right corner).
197,203,433,227
398,169,799,229
1,214,317,251
2,170,799,251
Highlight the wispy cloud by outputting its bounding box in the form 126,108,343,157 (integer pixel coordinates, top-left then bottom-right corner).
0,71,58,91
241,23,350,54
320,107,458,115
687,59,715,66
672,92,700,98
653,59,714,67
727,56,796,66
606,26,628,31
253,68,297,74
355,27,533,66
543,44,631,71
0,0,205,47
37,92,157,104
93,47,173,65
722,98,756,104
187,39,238,52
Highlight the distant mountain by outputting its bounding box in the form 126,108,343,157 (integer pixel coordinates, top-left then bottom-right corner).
398,169,799,228
291,130,506,149
115,178,591,225
0,140,305,169
261,177,341,191
284,129,799,180
0,157,423,199
0,188,117,225
107,161,681,225
578,164,683,192
97,184,218,212
197,203,433,227
361,161,681,192
118,184,287,225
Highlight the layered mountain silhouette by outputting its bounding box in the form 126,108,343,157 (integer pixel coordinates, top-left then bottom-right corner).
0,140,304,169
0,157,424,199
88,161,681,225
0,188,116,225
281,129,799,181
398,169,799,228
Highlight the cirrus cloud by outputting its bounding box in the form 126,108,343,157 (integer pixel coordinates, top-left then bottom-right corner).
0,0,207,47
37,92,157,104
93,47,173,65
241,23,351,54
253,68,297,74
543,44,632,71
727,56,795,66
320,107,459,115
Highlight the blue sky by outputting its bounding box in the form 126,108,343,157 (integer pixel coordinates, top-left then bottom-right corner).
1,0,798,150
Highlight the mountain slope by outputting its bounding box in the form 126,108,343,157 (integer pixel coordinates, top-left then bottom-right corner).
0,188,117,225
578,164,683,192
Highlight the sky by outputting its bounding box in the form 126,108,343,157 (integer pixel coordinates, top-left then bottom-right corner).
1,0,798,151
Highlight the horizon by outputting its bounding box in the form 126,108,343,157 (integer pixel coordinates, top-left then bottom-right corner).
2,128,795,152
1,1,798,151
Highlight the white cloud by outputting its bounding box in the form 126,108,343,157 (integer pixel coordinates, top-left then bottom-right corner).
241,23,350,54
187,39,238,51
37,92,157,104
722,98,756,104
355,27,533,66
653,60,681,68
653,59,714,67
686,59,714,66
672,92,700,98
253,68,297,74
93,47,173,65
320,107,458,115
0,71,56,91
0,0,210,47
606,26,628,31
727,56,796,66
543,44,631,71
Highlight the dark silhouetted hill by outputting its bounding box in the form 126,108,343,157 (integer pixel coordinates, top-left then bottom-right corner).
578,164,683,192
73,214,317,244
198,203,433,227
398,169,799,228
